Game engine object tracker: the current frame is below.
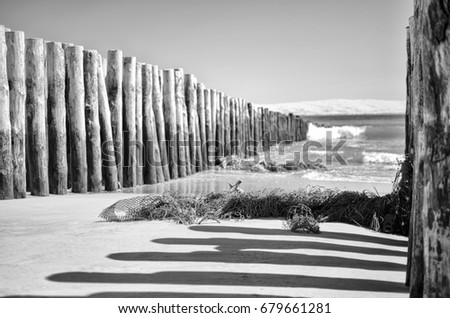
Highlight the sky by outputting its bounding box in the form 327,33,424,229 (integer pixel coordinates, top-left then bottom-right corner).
0,0,413,104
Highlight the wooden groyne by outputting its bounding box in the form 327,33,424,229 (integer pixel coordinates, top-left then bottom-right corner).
405,0,450,298
0,25,308,200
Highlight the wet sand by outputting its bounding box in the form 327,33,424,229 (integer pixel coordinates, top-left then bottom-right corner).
122,169,394,195
0,175,407,298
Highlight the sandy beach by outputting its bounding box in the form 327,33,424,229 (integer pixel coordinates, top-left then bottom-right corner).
0,173,408,298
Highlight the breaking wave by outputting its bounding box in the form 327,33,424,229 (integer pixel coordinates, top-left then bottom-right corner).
307,123,367,140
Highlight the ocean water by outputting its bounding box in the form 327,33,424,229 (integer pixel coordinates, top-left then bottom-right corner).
268,114,405,185
124,114,405,195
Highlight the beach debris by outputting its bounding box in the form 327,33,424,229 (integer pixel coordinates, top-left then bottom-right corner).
228,179,243,193
284,205,320,233
99,185,403,235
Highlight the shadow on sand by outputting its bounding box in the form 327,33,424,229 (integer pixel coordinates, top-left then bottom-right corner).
13,223,408,297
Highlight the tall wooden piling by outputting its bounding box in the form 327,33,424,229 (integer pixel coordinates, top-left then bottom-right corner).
122,56,137,188
106,50,123,185
204,88,213,167
61,43,73,190
135,62,144,185
25,38,49,196
6,30,26,198
142,64,164,184
174,68,187,177
151,65,170,181
194,113,203,170
66,45,87,193
46,42,67,194
230,98,236,155
97,52,118,191
224,95,231,157
196,82,207,168
83,50,102,192
0,26,14,199
163,69,178,179
185,74,197,173
216,92,224,158
210,89,217,159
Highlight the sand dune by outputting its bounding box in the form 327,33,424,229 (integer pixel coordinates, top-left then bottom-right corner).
256,99,405,116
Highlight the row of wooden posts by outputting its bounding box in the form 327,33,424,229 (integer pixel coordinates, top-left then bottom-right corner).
0,25,308,200
404,1,450,298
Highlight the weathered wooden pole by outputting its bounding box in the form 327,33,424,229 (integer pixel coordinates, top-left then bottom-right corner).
406,16,424,298
204,88,213,167
413,0,450,297
255,107,262,152
6,30,26,198
61,43,73,190
248,103,255,156
210,89,217,160
174,68,188,177
0,26,14,199
194,112,203,170
135,62,144,185
66,45,87,193
229,98,236,155
196,82,207,168
263,108,270,153
46,42,67,194
142,64,164,184
106,50,123,185
236,99,242,157
185,74,197,173
216,92,224,158
122,56,137,188
151,65,170,181
83,50,102,192
96,52,118,191
163,69,178,179
224,95,231,157
25,38,49,196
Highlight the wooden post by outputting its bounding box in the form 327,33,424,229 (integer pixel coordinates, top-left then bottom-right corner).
61,43,73,190
210,89,217,161
216,92,224,158
83,50,102,192
412,1,450,297
224,95,231,157
151,65,170,181
185,74,197,173
236,99,242,157
229,98,235,155
97,52,118,191
196,82,207,168
194,112,203,170
204,88,213,167
174,68,188,177
6,30,26,198
66,46,87,193
406,16,424,297
163,69,178,179
46,42,67,194
142,64,164,184
25,38,49,196
263,108,270,153
106,50,123,185
135,62,144,185
122,56,137,188
248,103,255,156
0,26,14,199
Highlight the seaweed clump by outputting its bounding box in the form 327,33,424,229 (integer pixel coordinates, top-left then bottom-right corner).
99,157,413,235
